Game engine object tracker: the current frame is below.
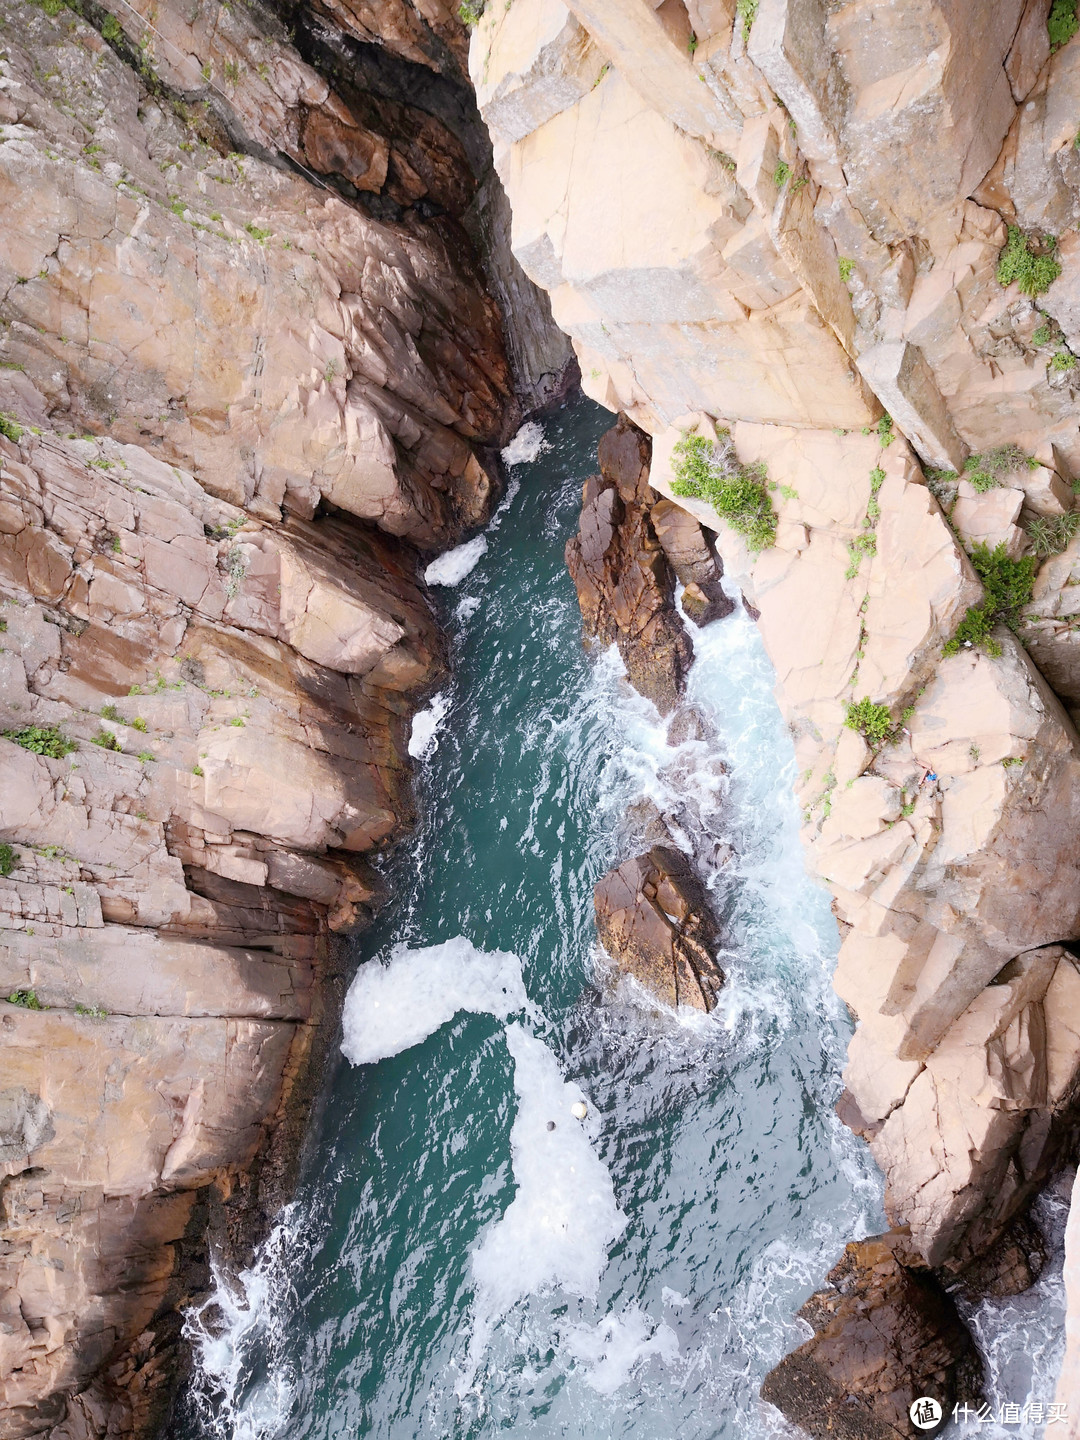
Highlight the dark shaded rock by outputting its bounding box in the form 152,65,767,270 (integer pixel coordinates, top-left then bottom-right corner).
651,498,735,627
594,845,723,1011
956,1212,1047,1300
761,1230,982,1440
565,417,692,715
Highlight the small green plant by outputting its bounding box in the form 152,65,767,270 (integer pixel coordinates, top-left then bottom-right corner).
773,160,791,187
91,729,121,751
845,698,896,747
0,619,6,633
244,222,271,244
736,0,758,42
4,725,77,758
201,62,213,82
223,59,241,84
876,414,894,447
229,716,245,727
74,1002,108,1017
225,546,247,599
0,412,24,442
132,717,147,733
669,431,777,551
324,357,338,384
845,532,877,578
943,542,1038,657
136,749,155,763
100,703,122,722
1026,511,1080,556
1002,755,1025,768
101,13,122,42
7,988,44,1009
779,485,798,501
192,764,204,777
688,31,697,56
1032,318,1054,347
837,257,854,283
0,843,16,877
458,0,484,22
963,444,1035,493
1048,0,1079,49
996,226,1062,297
1051,350,1078,372
111,534,122,553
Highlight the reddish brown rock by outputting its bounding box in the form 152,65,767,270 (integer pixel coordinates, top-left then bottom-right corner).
594,845,723,1011
761,1231,983,1440
651,499,735,628
565,418,692,715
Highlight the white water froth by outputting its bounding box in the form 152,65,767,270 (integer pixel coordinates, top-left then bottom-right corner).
565,1304,679,1396
407,691,449,758
340,937,535,1065
424,534,488,586
501,420,549,468
461,1024,627,1390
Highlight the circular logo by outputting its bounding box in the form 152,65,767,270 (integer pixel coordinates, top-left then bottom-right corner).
910,1397,943,1430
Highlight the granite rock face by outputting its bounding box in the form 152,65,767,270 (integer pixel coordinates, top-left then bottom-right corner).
467,0,1080,1428
0,0,539,1433
594,844,723,1012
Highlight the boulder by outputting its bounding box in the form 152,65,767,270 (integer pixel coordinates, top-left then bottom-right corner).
566,418,693,714
651,498,736,627
593,844,723,1011
761,1231,983,1440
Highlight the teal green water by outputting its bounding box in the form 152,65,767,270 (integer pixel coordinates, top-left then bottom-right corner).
181,396,889,1440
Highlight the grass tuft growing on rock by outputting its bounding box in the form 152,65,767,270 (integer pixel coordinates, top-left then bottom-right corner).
7,988,44,1010
0,412,24,442
997,226,1062,297
1027,512,1080,557
0,843,16,877
91,729,121,751
669,431,777,551
943,543,1038,657
844,698,895,747
963,444,1036,493
4,725,77,758
458,0,484,24
736,0,758,41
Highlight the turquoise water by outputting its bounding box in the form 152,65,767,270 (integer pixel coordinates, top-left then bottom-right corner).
180,397,889,1440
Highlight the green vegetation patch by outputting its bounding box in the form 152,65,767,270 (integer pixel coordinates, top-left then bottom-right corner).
7,988,44,1009
0,412,24,442
944,542,1038,657
844,698,896,747
458,0,484,22
91,729,121,751
1049,0,1079,49
736,0,758,42
0,843,16,877
1027,512,1080,557
4,724,77,758
997,226,1062,297
669,431,777,551
963,444,1036,493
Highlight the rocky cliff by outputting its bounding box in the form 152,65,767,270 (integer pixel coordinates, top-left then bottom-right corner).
0,0,572,1433
469,0,1080,1429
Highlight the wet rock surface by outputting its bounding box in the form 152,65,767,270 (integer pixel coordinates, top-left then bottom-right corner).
761,1230,983,1439
565,415,695,715
593,844,724,1012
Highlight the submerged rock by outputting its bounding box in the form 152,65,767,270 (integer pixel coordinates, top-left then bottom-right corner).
593,845,723,1011
760,1230,982,1439
565,416,693,714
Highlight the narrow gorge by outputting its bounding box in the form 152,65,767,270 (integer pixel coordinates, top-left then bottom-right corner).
3,1,1080,1438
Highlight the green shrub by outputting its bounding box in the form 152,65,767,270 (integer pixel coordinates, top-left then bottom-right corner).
91,729,121,751
963,444,1035,493
0,843,16,877
101,13,122,42
75,1002,108,1017
845,698,895,747
944,543,1038,657
1051,350,1077,372
7,988,44,1010
132,717,147,732
1049,0,1079,49
736,0,758,41
244,222,271,244
838,257,855,283
4,725,77,758
458,0,484,22
136,750,155,763
100,703,122,722
997,226,1062,296
773,160,791,187
0,412,23,442
669,431,777,551
1027,512,1080,557
1032,318,1054,347
876,414,894,447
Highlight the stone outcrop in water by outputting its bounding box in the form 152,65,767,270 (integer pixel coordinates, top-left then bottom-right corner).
594,843,723,1012
0,0,577,1432
467,0,1080,1426
565,416,694,714
761,1230,983,1440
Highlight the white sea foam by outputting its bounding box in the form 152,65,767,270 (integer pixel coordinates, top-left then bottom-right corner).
565,1304,679,1395
407,691,449,759
424,534,488,586
460,1023,627,1390
501,420,549,467
341,938,535,1066
455,595,482,621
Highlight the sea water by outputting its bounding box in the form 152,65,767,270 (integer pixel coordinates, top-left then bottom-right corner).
178,398,1065,1440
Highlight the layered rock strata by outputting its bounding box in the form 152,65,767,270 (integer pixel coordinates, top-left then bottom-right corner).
0,0,568,1432
469,0,1080,1425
